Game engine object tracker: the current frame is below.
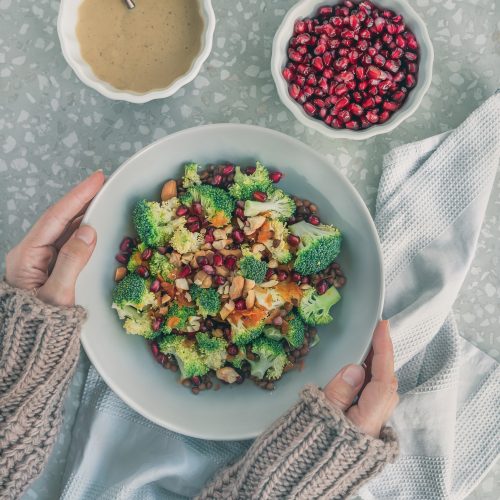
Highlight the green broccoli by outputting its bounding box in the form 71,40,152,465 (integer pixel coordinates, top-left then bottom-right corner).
170,224,203,254
159,335,209,380
161,303,199,334
262,325,283,341
238,248,268,283
289,220,342,275
190,284,221,318
132,199,179,248
298,286,341,325
283,310,306,348
228,162,273,200
180,184,235,227
244,189,295,221
149,251,176,281
112,273,156,311
228,348,247,369
182,162,202,188
249,337,288,380
112,303,159,340
196,332,228,370
126,243,147,272
228,313,266,346
267,220,292,264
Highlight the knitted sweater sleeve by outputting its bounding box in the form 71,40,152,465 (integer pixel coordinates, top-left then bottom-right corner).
197,385,399,500
0,281,85,499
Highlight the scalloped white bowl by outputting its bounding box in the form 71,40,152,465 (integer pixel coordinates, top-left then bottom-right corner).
76,124,384,440
57,0,215,103
271,0,434,140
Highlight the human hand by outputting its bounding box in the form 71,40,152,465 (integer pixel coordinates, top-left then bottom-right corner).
5,171,105,307
323,320,398,438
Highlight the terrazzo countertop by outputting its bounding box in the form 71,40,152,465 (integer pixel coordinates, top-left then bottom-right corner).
1,0,499,498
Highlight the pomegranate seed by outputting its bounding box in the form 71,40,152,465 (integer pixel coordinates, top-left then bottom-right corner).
338,109,351,122
392,15,403,23
334,96,350,111
204,233,215,243
318,77,328,92
386,23,398,35
374,17,385,33
406,35,418,50
296,33,311,45
202,264,214,275
368,85,378,95
323,52,333,67
331,117,343,128
323,68,334,79
287,234,301,246
235,207,245,219
289,83,300,99
227,344,239,356
150,279,161,293
221,165,234,176
314,98,326,108
355,66,365,80
265,268,275,281
366,110,379,123
213,254,223,267
141,248,153,261
335,83,348,96
291,272,302,283
282,67,294,82
324,114,334,126
232,229,245,244
383,101,398,111
394,70,405,82
215,275,226,286
318,6,333,17
224,256,237,270
306,73,317,86
345,120,360,130
187,215,200,225
152,318,162,332
316,280,329,295
253,191,267,202
349,103,364,116
176,205,189,217
235,299,246,311
212,174,222,186
277,270,288,282
382,33,393,45
358,80,368,91
178,265,191,278
187,221,201,232
151,342,159,357
297,63,311,75
312,56,324,71
288,49,303,62
308,214,320,225
352,91,363,102
391,47,404,59
395,34,406,48
366,65,383,79
119,237,134,253
314,43,327,56
333,57,349,72
407,62,418,73
392,90,406,102
294,20,306,34
379,110,391,123
378,80,392,93
374,94,383,105
349,14,359,29
404,51,418,61
304,102,317,115
137,266,149,278
406,74,416,88
373,54,386,67
197,256,209,266
115,253,128,264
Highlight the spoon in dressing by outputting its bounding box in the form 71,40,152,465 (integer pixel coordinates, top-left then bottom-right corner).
124,0,135,9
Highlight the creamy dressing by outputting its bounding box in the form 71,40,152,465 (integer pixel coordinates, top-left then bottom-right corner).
76,0,204,93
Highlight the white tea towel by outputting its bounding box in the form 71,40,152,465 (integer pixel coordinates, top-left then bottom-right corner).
59,93,500,500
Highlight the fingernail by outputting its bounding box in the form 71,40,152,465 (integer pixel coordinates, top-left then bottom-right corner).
75,225,95,245
342,364,365,387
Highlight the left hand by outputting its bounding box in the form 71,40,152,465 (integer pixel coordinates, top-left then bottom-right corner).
5,171,105,306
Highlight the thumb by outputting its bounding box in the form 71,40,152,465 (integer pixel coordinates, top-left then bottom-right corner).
38,225,97,306
323,364,366,411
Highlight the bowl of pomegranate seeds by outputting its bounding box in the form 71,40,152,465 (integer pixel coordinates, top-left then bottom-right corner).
76,124,383,439
271,0,433,139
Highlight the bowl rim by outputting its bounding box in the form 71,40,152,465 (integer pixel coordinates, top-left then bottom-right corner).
57,0,216,104
271,0,434,140
79,123,385,439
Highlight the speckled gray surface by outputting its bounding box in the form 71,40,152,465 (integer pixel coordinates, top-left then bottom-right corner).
1,0,499,498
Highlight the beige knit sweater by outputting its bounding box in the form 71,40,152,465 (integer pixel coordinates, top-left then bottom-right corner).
0,281,398,499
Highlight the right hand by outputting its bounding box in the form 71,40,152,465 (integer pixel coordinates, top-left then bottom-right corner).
323,320,399,438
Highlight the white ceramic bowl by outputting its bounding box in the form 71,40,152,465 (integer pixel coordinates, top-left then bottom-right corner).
76,124,384,440
57,0,215,103
271,0,434,140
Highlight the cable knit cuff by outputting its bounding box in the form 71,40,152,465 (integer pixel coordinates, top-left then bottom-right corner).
0,280,86,499
198,385,398,500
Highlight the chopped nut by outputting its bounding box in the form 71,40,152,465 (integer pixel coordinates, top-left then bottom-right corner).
215,266,230,277
220,248,242,257
175,278,189,290
267,259,279,269
212,239,229,251
161,294,171,304
201,243,213,251
159,306,168,315
190,256,199,269
216,366,240,384
181,253,193,264
220,301,235,320
229,275,245,299
237,219,244,229
169,252,182,267
246,289,256,309
194,270,208,286
213,328,224,338
300,283,312,290
161,180,177,201
243,279,256,293
114,267,127,282
185,292,192,302
201,275,213,288
213,228,226,240
246,216,266,234
261,279,279,288
194,250,207,258
252,243,266,254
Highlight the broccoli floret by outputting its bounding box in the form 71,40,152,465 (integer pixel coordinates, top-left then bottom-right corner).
149,251,175,281
289,220,342,275
263,325,283,341
268,220,292,264
298,286,341,325
228,348,247,369
182,162,202,188
196,332,228,370
112,273,156,311
249,337,288,380
181,184,235,227
132,199,179,248
244,189,295,221
159,335,209,380
126,243,147,272
283,310,306,348
227,310,266,346
228,162,273,200
170,224,203,254
238,249,268,284
112,304,159,340
161,303,199,334
190,284,221,318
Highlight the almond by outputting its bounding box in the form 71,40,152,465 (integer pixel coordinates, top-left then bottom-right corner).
220,248,242,257
246,289,256,309
175,278,189,290
194,270,208,286
220,301,235,320
161,294,171,304
201,275,213,288
161,180,177,201
114,267,127,282
261,279,279,288
229,275,245,300
243,278,256,293
252,243,266,254
216,367,240,384
212,239,229,251
215,266,230,277
213,228,226,240
267,259,279,269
